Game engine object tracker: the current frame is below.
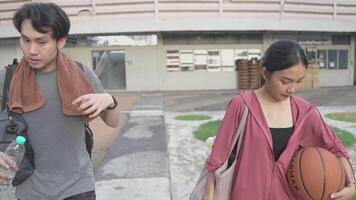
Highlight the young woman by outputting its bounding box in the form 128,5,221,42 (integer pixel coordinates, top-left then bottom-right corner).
204,40,355,200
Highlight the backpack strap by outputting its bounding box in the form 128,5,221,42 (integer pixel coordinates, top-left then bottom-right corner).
75,61,94,158
2,64,16,111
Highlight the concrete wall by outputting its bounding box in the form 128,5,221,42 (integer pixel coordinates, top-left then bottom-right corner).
1,33,354,91
158,43,261,91
125,46,159,91
63,47,92,68
161,71,237,91
320,70,352,86
64,45,160,91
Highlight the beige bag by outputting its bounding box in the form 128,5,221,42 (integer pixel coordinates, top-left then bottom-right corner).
190,106,249,200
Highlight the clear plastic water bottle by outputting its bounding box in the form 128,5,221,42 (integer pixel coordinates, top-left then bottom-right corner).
0,136,26,191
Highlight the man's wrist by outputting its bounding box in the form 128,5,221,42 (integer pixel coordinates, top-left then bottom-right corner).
106,95,118,110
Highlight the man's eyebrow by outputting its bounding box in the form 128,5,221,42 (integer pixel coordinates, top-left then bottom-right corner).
20,33,28,38
20,33,49,40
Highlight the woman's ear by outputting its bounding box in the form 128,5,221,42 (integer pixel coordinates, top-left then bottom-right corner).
261,67,269,81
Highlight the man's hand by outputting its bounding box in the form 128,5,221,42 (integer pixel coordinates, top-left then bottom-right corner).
0,152,18,185
72,93,114,119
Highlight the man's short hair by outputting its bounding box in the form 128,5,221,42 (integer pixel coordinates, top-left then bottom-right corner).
13,2,70,40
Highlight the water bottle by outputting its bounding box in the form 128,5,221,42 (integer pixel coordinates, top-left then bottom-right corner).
0,136,26,191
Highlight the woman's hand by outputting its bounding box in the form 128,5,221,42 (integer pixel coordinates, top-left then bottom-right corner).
331,183,356,200
204,172,215,200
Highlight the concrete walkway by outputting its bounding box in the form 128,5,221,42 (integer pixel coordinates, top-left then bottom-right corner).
165,107,356,200
95,95,171,200
3,87,356,200
94,88,356,200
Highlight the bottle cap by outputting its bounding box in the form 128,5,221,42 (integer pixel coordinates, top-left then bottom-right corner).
16,136,26,145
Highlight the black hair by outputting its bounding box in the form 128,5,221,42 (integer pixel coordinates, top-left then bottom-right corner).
13,2,70,40
261,40,308,72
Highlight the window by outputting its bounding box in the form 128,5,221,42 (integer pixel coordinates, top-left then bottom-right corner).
221,49,234,71
166,50,180,72
194,50,208,70
306,47,317,65
179,50,194,71
317,50,327,69
92,50,126,90
235,49,248,60
207,50,221,72
166,48,261,72
247,49,261,59
338,50,348,69
327,50,337,69
316,49,348,70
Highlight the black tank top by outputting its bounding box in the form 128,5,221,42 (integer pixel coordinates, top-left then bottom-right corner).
269,127,294,161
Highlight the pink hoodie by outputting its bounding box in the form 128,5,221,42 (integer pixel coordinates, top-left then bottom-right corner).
206,91,349,200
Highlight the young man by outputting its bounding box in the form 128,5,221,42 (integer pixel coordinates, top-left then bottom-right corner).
0,2,119,199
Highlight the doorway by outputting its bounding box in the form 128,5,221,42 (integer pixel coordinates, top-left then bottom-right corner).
92,50,126,90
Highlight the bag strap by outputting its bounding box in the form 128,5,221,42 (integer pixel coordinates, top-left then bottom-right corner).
228,106,249,157
75,62,91,128
2,64,16,111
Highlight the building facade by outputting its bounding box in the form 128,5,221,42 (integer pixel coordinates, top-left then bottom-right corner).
0,0,356,91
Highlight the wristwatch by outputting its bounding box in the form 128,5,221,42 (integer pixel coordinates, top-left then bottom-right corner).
106,95,118,110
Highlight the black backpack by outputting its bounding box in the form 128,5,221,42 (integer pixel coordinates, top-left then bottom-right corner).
0,62,94,185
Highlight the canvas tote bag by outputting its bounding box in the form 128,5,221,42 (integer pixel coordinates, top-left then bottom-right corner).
190,106,249,200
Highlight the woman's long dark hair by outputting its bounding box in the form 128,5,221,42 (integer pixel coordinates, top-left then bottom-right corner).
261,40,308,72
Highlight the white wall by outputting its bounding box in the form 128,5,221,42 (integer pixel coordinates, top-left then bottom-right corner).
320,70,351,86
162,71,237,91
63,47,92,68
125,46,160,91
64,45,161,91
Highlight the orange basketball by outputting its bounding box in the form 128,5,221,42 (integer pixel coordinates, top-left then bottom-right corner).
287,147,345,200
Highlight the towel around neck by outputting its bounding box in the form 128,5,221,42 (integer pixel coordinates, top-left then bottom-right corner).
8,50,96,122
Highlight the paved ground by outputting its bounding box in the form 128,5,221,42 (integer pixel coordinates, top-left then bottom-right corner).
163,86,356,112
165,106,356,200
94,86,356,200
2,86,356,200
95,95,170,200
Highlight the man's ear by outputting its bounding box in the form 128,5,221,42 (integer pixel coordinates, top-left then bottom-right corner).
57,37,67,49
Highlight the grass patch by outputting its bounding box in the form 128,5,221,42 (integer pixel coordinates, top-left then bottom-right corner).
175,114,212,121
192,120,356,148
331,126,356,147
194,120,221,141
326,112,356,123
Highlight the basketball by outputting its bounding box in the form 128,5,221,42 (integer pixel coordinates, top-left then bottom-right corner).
287,147,345,200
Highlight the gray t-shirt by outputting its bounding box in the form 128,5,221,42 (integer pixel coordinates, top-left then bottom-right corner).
0,65,105,200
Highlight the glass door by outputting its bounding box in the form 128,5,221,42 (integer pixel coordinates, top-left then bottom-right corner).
92,50,126,90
